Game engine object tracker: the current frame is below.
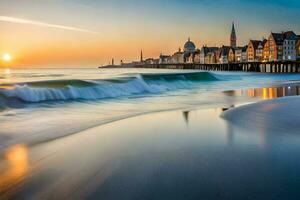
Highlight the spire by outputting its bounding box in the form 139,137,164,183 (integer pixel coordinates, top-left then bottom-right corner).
231,21,235,34
188,37,190,42
140,50,143,62
230,21,237,48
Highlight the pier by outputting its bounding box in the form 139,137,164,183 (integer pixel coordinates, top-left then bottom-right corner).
132,61,300,73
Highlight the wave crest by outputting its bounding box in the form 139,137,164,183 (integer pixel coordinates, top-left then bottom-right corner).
0,72,219,105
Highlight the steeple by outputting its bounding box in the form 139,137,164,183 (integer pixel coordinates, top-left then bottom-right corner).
140,50,143,62
230,21,237,48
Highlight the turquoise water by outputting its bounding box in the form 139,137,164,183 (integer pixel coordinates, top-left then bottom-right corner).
1,68,300,150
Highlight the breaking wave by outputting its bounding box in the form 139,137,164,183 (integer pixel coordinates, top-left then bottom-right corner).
0,72,219,107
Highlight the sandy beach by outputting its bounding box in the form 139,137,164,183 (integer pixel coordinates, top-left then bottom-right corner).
2,94,300,199
1,69,300,200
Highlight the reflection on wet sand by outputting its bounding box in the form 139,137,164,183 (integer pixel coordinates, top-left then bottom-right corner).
221,85,300,148
226,121,235,147
0,145,29,198
0,105,299,199
224,84,300,100
182,111,190,126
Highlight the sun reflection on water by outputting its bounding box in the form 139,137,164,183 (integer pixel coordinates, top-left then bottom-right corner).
0,145,29,198
4,68,11,75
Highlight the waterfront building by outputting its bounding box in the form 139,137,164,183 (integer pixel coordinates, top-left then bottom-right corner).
297,36,300,60
193,49,201,63
183,52,191,63
219,46,231,63
263,40,270,62
234,47,244,62
153,59,160,64
210,51,218,64
247,40,266,62
171,48,184,63
230,22,237,48
234,48,242,62
228,48,235,63
186,53,194,63
144,58,155,64
186,52,193,63
215,48,221,63
205,51,218,64
283,31,297,61
256,39,267,62
159,54,171,64
199,46,206,64
241,45,248,62
267,32,284,61
200,46,219,64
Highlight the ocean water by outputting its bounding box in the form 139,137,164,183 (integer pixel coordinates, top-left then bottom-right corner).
1,68,300,150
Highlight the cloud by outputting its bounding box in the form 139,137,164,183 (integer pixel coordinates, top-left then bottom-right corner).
0,16,97,34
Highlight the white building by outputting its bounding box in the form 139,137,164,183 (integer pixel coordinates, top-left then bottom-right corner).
255,40,266,62
283,31,297,61
171,49,184,63
159,54,171,64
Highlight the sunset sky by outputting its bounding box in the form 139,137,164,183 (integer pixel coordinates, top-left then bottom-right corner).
0,0,300,68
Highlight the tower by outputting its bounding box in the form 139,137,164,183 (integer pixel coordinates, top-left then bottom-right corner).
140,50,143,62
230,22,237,48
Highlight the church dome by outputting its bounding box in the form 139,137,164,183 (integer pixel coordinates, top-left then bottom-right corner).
184,38,196,52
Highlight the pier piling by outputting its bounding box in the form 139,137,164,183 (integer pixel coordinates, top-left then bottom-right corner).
131,61,300,73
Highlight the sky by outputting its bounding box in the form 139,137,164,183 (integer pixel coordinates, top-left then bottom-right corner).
0,0,300,68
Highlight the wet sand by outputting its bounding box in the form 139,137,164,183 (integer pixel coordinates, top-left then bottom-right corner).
1,97,300,200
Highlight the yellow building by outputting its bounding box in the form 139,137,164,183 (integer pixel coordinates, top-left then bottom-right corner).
228,48,235,63
247,40,265,62
263,40,270,62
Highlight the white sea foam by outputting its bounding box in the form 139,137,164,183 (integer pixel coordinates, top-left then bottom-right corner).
0,72,218,103
0,79,156,102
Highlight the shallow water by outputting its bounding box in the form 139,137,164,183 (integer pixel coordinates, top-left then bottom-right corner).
1,107,300,199
1,68,300,150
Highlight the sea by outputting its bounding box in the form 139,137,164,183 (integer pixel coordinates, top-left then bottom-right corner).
1,67,300,151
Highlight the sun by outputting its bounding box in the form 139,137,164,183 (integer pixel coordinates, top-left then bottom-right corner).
2,53,12,62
